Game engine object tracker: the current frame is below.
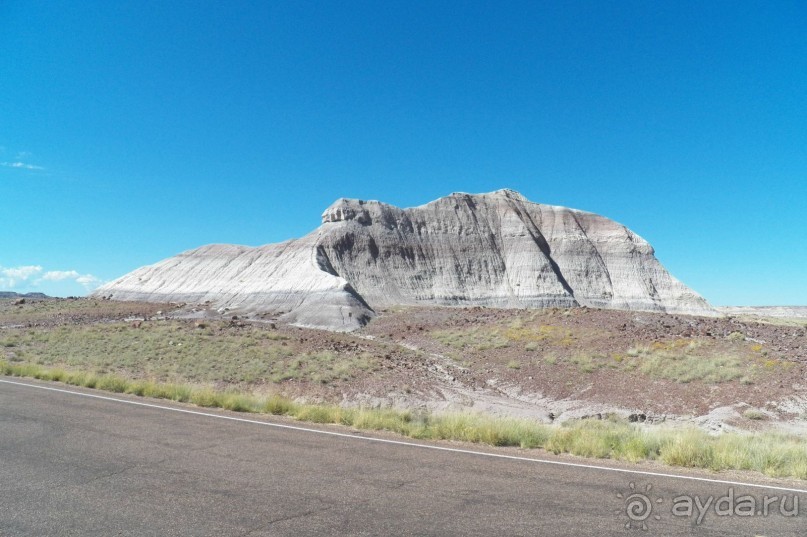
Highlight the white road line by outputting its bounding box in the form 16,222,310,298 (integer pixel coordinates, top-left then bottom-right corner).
2,376,807,494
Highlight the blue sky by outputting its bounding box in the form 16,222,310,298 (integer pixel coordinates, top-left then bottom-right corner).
1,1,805,305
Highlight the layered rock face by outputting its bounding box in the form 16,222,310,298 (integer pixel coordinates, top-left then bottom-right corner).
94,190,715,330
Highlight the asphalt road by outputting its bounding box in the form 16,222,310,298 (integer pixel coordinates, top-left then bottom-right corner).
1,377,805,536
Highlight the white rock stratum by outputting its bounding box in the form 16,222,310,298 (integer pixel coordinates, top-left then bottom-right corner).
94,189,716,330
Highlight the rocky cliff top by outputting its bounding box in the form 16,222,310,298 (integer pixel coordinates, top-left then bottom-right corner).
94,190,716,330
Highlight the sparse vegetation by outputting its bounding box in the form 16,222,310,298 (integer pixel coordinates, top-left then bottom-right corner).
432,327,510,350
532,339,755,383
632,350,746,383
501,322,575,346
0,297,166,325
3,360,806,480
430,317,774,385
0,321,376,385
432,320,578,352
620,340,753,383
567,353,601,374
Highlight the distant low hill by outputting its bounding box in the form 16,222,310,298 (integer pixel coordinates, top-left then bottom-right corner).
718,306,807,319
0,292,50,299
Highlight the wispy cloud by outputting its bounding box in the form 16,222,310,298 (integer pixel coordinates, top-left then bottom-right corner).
1,161,45,171
75,274,102,287
39,270,101,288
41,270,81,281
0,264,102,292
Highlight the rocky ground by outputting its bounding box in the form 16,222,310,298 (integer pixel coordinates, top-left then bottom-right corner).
2,297,805,434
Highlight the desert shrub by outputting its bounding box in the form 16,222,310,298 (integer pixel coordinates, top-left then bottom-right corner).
743,408,765,420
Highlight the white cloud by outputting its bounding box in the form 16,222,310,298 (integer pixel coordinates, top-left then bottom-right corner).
0,265,102,292
0,265,43,287
75,274,101,287
1,161,44,170
2,265,43,280
41,270,81,281
35,270,102,290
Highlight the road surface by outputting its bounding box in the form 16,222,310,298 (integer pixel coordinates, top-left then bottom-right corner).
1,377,805,536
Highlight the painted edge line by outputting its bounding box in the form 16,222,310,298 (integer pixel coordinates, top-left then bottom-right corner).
2,376,806,495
